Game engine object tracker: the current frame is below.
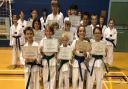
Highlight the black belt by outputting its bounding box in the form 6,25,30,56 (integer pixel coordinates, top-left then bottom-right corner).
26,60,43,89
106,38,116,48
12,35,21,50
75,55,90,81
90,55,109,76
58,60,69,72
57,60,69,78
42,54,54,81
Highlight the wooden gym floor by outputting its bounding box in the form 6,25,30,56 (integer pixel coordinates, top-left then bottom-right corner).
0,47,128,89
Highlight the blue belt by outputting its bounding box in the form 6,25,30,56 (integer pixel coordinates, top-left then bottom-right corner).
75,55,90,81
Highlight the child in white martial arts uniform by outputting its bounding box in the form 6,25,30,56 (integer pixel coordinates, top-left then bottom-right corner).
20,27,40,89
86,27,108,89
10,15,25,68
39,25,58,89
58,35,71,89
87,14,98,39
32,19,45,43
71,26,91,89
97,16,107,33
40,8,48,31
62,20,75,45
103,18,117,65
17,10,27,30
64,8,71,23
27,9,38,27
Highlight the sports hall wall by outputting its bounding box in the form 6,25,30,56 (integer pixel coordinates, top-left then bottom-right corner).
12,0,110,22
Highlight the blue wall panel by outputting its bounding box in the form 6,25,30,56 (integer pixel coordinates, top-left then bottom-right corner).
12,0,110,20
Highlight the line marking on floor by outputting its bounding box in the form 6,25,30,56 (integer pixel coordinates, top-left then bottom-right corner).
105,71,128,83
103,81,109,89
0,79,24,81
0,70,23,72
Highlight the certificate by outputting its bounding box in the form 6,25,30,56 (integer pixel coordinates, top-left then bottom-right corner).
69,16,81,26
22,46,38,59
43,39,58,52
34,31,43,42
75,40,90,52
58,47,72,60
48,20,59,25
53,30,63,39
91,42,106,55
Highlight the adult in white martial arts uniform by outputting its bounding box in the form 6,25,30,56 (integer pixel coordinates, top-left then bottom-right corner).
45,1,63,29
